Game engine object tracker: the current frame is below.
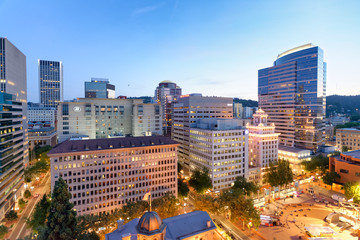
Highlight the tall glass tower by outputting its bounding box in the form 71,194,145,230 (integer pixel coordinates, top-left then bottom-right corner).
258,44,326,152
39,60,63,107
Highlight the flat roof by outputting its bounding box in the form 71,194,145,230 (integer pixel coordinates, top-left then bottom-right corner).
278,145,311,154
337,128,360,131
48,136,178,155
342,149,360,159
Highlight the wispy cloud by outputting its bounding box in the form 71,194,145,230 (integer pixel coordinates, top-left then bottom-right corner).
132,3,163,16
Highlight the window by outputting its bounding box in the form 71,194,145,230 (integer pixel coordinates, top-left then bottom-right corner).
62,104,69,115
340,169,349,174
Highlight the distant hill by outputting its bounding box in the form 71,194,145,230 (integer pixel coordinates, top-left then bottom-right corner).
233,98,258,107
326,95,360,117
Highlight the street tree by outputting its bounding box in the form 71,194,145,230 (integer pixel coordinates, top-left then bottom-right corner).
178,179,189,198
344,182,360,203
189,168,212,194
263,160,293,197
322,171,340,190
120,200,149,223
232,176,259,196
0,225,8,239
342,146,349,152
18,198,27,209
39,177,78,240
152,193,179,219
24,189,32,199
193,194,219,214
5,210,18,221
301,155,329,175
27,194,51,233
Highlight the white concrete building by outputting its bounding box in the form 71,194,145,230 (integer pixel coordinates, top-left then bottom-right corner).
57,98,162,143
247,109,280,185
172,94,233,173
189,118,248,191
28,106,57,128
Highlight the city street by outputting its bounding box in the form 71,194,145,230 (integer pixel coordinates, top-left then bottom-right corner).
8,172,51,240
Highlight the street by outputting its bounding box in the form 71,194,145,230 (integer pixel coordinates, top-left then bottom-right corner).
8,172,51,240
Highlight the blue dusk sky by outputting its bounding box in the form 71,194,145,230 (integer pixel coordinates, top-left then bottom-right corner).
1,0,360,102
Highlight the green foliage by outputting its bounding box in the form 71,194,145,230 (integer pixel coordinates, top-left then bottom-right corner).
219,190,260,228
177,162,183,173
120,200,149,223
24,189,32,199
193,194,219,214
25,146,51,183
326,95,360,117
189,168,213,194
27,194,51,233
232,176,259,196
0,225,8,238
322,171,340,189
34,145,52,158
301,155,329,175
336,122,360,129
78,231,100,240
152,193,179,219
263,160,294,188
233,98,258,107
18,198,27,209
5,210,18,221
178,179,189,198
342,146,349,152
344,182,360,203
350,115,360,121
39,178,78,240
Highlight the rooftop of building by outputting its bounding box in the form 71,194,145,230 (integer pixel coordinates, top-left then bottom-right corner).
342,150,360,159
277,43,314,59
278,145,312,153
337,128,360,131
28,127,55,132
105,211,215,240
191,118,245,131
159,80,175,84
48,136,178,155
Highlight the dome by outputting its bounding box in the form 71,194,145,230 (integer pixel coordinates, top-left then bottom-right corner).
160,80,174,84
137,212,165,235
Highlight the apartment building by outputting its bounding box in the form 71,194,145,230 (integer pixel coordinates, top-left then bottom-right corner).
172,94,233,173
336,128,360,151
189,118,248,190
48,136,178,216
57,98,162,142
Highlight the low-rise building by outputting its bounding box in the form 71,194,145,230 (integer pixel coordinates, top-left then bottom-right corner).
106,211,219,240
329,150,360,184
189,118,248,191
28,106,57,129
28,127,57,150
278,145,311,176
48,136,178,216
336,128,360,151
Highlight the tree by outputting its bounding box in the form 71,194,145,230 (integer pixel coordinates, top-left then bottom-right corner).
263,160,293,198
152,193,179,219
178,179,189,198
78,231,100,240
0,225,8,239
177,162,183,174
189,168,212,194
322,171,340,190
24,189,32,199
27,194,51,233
120,200,149,223
18,198,27,209
39,177,78,240
344,182,360,203
193,194,219,214
301,155,329,175
342,145,349,152
232,176,259,196
5,210,18,221
219,190,260,229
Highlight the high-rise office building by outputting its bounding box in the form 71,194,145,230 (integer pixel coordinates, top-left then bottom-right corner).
154,81,182,137
172,94,233,173
39,60,63,107
0,37,28,220
49,136,178,216
57,98,162,142
85,78,115,99
189,118,248,190
258,44,326,151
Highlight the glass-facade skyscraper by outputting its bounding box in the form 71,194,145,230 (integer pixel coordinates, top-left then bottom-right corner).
0,37,28,220
39,60,63,107
258,44,326,152
85,78,115,98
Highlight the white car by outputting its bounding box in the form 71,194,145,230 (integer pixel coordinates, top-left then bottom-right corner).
315,198,320,203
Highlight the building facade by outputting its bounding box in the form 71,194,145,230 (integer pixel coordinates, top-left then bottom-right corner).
336,128,360,151
106,211,219,240
189,119,248,190
329,150,360,184
154,80,182,136
258,44,326,152
247,109,279,185
278,145,311,176
57,98,162,143
48,136,178,216
28,106,57,129
172,94,233,173
28,127,57,150
39,60,63,107
0,37,28,220
85,78,115,99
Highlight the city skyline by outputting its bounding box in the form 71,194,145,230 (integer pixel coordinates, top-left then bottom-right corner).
1,0,360,102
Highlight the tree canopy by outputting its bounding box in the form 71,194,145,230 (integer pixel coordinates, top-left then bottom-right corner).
301,155,329,175
322,171,340,189
344,182,360,203
27,194,51,233
263,160,293,188
178,179,189,198
189,168,213,194
232,176,259,196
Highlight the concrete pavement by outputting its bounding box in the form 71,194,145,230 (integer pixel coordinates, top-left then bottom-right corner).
8,172,51,240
